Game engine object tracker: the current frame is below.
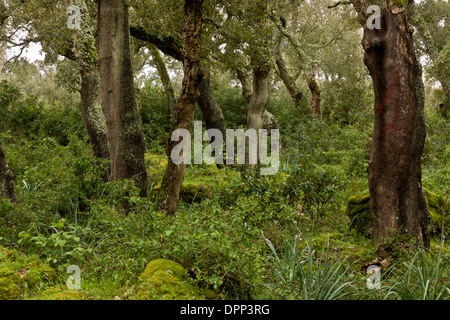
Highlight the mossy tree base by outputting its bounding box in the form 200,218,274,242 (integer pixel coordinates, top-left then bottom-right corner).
345,188,450,238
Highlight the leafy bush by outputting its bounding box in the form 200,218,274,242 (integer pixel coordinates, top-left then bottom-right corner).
150,203,267,299
17,219,95,270
283,161,345,218
0,80,84,144
214,87,247,128
138,85,172,152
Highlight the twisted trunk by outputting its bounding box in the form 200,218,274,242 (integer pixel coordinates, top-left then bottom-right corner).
274,37,303,108
160,0,204,215
130,25,227,145
197,68,226,139
235,66,253,105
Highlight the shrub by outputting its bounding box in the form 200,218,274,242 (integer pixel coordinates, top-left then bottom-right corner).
283,161,345,218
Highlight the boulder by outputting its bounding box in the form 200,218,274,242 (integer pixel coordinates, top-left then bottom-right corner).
136,259,202,300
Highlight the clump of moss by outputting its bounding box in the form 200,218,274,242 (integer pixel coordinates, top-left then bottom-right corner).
136,259,202,300
424,188,450,235
0,267,22,299
28,286,84,300
345,188,450,237
150,183,211,203
300,232,371,268
140,259,188,280
0,246,56,300
344,193,373,237
179,184,211,203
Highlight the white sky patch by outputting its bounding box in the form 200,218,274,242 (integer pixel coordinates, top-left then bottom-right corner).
5,29,45,63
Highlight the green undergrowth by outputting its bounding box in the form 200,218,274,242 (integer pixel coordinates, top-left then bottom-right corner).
0,246,56,299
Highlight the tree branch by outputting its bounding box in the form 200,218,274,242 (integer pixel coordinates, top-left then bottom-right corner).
129,26,183,61
327,1,351,9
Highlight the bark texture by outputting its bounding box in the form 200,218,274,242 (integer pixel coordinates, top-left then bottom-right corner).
66,0,110,175
197,69,227,140
351,0,430,250
235,66,253,105
0,140,16,202
235,66,278,131
98,0,148,197
247,61,271,132
160,0,204,215
244,57,271,169
307,64,321,118
79,69,110,163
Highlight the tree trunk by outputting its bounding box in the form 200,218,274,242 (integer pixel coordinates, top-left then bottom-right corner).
52,2,110,172
160,0,204,215
197,68,227,141
274,37,303,108
149,44,177,118
247,60,271,131
130,25,228,149
351,0,430,250
0,140,16,202
245,57,271,168
235,66,253,105
0,18,7,80
236,66,278,132
98,0,148,197
308,64,321,119
79,68,110,166
275,56,304,108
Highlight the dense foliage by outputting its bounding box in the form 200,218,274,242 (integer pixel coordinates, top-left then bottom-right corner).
0,0,448,301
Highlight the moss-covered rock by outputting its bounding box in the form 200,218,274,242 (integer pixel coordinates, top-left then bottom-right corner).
140,259,188,280
344,193,373,237
424,188,450,234
29,286,84,300
345,188,450,237
136,259,202,300
0,246,56,300
179,184,211,203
